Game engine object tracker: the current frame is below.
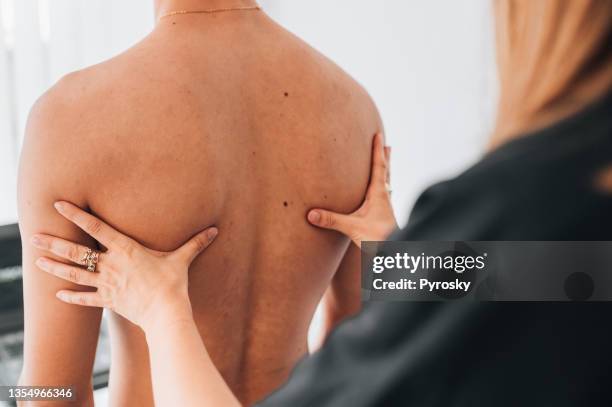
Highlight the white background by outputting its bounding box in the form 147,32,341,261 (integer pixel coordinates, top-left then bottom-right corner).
0,0,497,226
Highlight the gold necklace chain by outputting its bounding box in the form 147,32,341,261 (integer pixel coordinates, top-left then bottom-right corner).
159,5,261,21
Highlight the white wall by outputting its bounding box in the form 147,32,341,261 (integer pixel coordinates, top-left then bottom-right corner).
0,0,497,226
0,0,154,225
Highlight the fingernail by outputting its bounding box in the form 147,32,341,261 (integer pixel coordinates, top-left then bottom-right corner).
207,228,218,242
54,202,65,213
36,258,49,270
308,210,321,224
56,292,66,301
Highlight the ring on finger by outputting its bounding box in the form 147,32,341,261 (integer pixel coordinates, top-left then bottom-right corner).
79,248,91,266
82,248,100,273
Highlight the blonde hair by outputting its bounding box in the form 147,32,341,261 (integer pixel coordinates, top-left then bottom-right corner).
493,0,612,146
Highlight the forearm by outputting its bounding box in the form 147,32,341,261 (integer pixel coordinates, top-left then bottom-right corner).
18,225,100,407
320,245,362,343
143,308,241,407
18,316,97,407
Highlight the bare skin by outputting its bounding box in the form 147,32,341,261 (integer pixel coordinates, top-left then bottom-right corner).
30,132,397,407
17,1,382,405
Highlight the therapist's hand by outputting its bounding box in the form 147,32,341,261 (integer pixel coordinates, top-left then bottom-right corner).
307,133,398,248
31,201,218,331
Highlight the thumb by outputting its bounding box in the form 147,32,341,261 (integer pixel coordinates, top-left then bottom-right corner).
308,209,354,236
173,227,218,264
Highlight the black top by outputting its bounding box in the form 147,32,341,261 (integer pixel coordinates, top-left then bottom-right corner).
259,92,612,407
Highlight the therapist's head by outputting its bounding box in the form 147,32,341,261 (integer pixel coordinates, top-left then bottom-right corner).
493,0,611,145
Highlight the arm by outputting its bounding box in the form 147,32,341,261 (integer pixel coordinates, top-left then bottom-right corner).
17,94,101,405
312,244,362,350
30,201,234,406
144,311,240,407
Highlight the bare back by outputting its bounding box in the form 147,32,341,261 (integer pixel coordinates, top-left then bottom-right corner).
18,11,380,406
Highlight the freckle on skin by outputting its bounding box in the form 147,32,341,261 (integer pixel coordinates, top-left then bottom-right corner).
284,92,289,97
283,201,288,207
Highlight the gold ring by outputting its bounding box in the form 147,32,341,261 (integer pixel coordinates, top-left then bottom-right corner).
80,248,91,266
83,248,100,273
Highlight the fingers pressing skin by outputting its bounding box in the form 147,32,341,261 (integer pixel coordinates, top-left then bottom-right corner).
384,146,392,184
308,131,389,224
307,132,397,247
31,201,220,324
369,133,390,195
31,234,94,265
54,201,133,251
308,131,390,233
172,227,219,264
307,210,353,236
35,257,100,288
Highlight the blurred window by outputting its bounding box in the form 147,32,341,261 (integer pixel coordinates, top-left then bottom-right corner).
0,0,153,226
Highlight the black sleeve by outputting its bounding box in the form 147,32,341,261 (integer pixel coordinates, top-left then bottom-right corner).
258,175,612,407
259,297,612,407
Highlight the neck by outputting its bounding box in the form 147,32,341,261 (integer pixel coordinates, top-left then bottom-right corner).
154,0,258,20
